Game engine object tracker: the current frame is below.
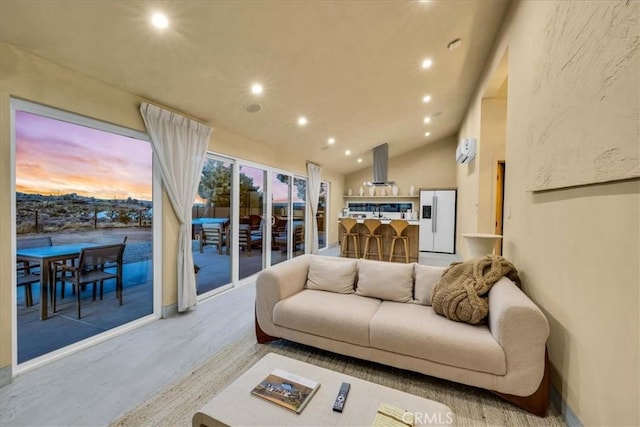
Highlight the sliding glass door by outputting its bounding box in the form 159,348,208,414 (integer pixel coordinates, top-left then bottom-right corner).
193,156,329,292
193,157,233,294
271,173,290,266
292,177,306,257
318,182,328,249
238,165,266,280
13,101,158,365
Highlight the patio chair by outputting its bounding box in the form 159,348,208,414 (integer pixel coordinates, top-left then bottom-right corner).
239,223,262,255
16,236,53,307
249,215,262,230
293,223,305,254
200,222,227,255
53,243,125,319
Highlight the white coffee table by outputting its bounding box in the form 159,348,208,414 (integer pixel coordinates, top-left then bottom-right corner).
193,353,455,426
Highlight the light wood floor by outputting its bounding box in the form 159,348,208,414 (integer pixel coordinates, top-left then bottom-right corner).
0,247,459,427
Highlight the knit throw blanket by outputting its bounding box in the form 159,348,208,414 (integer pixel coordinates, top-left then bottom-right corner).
431,255,521,325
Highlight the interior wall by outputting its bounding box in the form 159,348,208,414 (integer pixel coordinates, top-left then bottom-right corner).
478,98,507,234
344,135,457,201
457,1,639,425
0,41,344,375
456,102,481,258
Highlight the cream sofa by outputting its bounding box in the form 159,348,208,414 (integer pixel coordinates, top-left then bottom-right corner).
255,254,550,416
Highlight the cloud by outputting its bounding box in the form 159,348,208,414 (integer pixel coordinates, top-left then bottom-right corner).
16,111,152,200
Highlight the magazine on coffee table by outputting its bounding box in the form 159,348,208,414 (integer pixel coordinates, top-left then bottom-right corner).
250,368,320,414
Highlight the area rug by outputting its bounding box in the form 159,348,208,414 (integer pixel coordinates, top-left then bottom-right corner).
111,331,566,426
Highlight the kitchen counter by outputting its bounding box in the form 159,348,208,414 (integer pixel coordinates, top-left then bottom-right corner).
339,217,419,225
337,219,419,262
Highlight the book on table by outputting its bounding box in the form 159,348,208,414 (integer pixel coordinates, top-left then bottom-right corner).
372,402,415,427
250,368,320,414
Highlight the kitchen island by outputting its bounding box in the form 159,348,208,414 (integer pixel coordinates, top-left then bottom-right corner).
337,218,420,262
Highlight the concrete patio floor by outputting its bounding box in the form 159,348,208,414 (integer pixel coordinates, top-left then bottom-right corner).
16,239,297,364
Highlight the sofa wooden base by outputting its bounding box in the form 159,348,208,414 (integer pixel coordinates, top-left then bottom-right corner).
255,315,279,344
491,349,550,417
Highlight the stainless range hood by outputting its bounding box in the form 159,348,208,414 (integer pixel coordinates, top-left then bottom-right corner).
364,143,395,187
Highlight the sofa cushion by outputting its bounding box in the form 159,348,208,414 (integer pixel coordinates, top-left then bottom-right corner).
413,264,446,306
273,289,382,347
305,256,357,294
369,301,506,375
355,259,414,303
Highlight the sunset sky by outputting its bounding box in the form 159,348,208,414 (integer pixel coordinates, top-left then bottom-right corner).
16,111,153,201
16,110,309,205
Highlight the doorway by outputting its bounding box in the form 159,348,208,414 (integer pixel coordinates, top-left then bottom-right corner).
495,161,505,255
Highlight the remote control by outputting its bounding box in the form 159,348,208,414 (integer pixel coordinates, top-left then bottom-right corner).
332,382,350,412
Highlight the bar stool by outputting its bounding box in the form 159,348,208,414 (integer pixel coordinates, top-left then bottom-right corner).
389,219,410,263
362,219,383,261
340,218,360,258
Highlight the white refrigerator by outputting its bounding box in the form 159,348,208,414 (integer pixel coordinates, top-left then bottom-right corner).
419,189,457,253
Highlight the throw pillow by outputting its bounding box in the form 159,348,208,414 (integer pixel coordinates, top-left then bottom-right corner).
305,256,357,294
355,259,414,302
412,264,446,306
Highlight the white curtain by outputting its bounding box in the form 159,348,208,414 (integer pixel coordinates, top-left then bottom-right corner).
306,162,322,254
140,103,212,313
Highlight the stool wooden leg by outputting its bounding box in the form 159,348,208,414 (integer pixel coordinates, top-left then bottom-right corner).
389,239,396,262
353,235,360,258
341,235,347,257
403,238,409,263
376,237,383,261
363,236,371,259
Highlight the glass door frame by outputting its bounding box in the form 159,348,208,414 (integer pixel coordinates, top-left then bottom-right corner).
195,153,235,301
9,97,163,375
199,152,331,286
317,180,330,252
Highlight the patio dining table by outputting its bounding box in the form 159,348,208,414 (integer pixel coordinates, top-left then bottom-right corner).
16,242,96,320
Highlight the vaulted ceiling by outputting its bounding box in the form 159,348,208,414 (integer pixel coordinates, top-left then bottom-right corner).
0,0,509,174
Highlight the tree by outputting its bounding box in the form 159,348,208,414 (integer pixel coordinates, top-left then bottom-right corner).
276,174,306,201
198,160,231,208
198,161,261,210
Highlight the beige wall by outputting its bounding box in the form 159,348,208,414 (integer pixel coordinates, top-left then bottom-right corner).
458,1,639,425
477,98,506,234
0,42,344,373
344,135,457,201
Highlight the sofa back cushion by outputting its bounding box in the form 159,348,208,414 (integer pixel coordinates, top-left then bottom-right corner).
413,264,446,306
305,256,357,294
355,259,414,302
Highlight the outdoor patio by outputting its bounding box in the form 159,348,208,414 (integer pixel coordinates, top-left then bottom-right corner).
15,231,301,364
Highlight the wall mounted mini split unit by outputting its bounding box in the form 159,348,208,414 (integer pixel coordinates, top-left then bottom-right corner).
456,137,476,164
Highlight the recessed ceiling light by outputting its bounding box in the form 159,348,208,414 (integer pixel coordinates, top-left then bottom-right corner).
423,116,431,124
297,116,308,126
328,137,335,145
251,83,263,95
421,58,433,69
422,95,431,103
357,158,363,163
246,104,261,113
345,150,351,156
425,131,431,137
151,13,169,29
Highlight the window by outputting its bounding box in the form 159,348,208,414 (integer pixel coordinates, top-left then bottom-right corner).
12,100,159,366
